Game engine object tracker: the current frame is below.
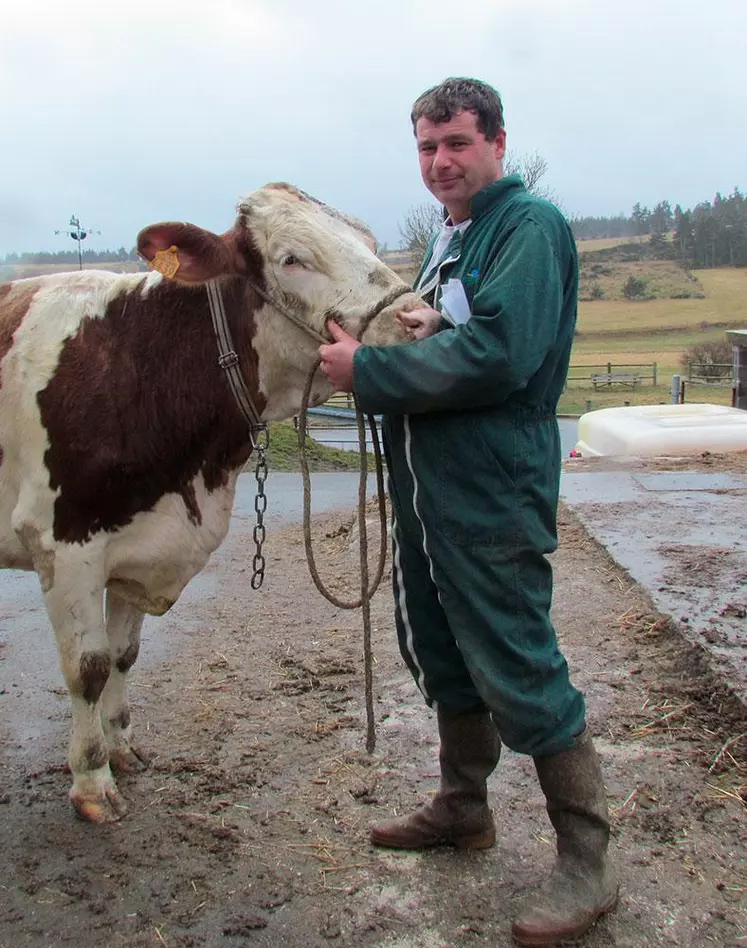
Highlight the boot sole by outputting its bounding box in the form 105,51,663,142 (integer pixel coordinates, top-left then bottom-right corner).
370,828,496,851
511,889,620,946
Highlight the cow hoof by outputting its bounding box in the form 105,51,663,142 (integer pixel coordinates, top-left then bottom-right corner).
109,745,150,775
71,786,128,823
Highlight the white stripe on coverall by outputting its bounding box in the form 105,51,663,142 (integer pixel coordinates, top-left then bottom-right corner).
391,517,428,699
391,415,445,700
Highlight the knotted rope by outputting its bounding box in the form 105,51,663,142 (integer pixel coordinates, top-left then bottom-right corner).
297,359,388,753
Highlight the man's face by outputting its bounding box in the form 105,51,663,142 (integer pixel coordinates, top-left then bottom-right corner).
415,110,506,222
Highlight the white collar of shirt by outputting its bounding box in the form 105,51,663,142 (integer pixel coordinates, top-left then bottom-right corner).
426,217,472,273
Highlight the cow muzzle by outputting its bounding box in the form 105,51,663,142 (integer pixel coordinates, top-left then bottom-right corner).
349,286,420,345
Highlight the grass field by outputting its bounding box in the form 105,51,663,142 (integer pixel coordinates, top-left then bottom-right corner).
266,421,369,471
576,234,650,252
557,381,734,415
575,269,746,347
561,266,745,413
576,268,747,334
579,259,705,303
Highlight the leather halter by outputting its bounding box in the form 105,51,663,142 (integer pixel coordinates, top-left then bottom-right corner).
205,278,411,433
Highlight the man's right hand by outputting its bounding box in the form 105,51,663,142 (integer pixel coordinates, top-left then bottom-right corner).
396,306,442,340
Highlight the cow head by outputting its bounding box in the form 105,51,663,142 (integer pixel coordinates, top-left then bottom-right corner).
137,183,424,347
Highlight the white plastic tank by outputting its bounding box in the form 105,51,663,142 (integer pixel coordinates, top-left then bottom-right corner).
574,403,747,457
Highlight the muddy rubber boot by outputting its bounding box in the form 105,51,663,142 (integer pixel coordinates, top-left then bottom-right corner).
512,729,620,946
370,707,501,850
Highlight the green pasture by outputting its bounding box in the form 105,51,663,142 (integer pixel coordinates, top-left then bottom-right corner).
266,421,369,471
562,267,745,414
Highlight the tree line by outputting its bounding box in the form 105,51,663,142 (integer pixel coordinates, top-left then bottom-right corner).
0,247,140,265
571,189,747,268
570,201,675,240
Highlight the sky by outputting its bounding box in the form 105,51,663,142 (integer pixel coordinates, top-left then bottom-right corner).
1,0,745,256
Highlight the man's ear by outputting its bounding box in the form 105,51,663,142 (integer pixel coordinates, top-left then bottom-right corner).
137,222,242,283
493,128,507,162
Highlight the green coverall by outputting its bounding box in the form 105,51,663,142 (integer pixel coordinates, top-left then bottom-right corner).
353,175,586,757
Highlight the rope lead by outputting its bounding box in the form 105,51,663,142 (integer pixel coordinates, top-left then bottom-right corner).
298,360,388,753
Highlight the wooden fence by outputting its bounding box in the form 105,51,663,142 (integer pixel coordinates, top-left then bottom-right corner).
565,363,658,390
684,362,733,387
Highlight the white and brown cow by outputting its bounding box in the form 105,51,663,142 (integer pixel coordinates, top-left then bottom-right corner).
0,183,420,823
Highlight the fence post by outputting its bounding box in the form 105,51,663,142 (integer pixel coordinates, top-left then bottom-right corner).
733,339,747,410
607,361,612,374
670,374,681,405
652,362,657,386
585,399,592,413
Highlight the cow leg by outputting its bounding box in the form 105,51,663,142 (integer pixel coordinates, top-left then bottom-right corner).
44,562,126,823
101,590,148,775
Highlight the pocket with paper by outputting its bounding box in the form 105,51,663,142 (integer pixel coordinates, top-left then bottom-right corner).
439,279,472,326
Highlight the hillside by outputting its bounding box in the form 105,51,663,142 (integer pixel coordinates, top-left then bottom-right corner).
575,239,747,346
564,239,746,412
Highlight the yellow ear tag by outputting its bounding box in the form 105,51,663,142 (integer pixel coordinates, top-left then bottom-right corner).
150,245,180,279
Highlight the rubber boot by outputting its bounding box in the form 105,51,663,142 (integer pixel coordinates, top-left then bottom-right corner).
512,729,619,946
370,706,501,850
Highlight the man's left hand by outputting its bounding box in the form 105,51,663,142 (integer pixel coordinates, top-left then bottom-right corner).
319,320,361,392
396,305,441,339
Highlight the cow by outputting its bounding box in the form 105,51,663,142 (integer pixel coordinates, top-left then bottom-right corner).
0,183,421,823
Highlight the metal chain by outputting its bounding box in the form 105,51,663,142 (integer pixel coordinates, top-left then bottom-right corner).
251,426,270,589
205,277,409,594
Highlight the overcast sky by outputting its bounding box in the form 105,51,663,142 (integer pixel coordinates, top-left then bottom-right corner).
1,0,745,256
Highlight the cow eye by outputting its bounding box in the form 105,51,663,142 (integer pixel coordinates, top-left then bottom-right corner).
281,254,302,267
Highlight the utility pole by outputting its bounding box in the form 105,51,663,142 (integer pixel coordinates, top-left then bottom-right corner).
55,215,101,270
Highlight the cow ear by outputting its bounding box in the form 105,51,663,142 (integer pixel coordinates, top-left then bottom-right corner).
137,222,239,284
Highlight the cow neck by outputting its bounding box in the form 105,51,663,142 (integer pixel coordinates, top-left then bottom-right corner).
206,278,265,438
150,276,261,477
204,274,410,436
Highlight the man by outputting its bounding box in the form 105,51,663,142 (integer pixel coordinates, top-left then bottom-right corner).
319,77,618,946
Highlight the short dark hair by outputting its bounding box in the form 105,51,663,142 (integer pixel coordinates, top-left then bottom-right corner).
411,77,505,140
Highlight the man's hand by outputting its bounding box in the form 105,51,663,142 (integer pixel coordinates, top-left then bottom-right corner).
318,320,361,392
396,305,442,340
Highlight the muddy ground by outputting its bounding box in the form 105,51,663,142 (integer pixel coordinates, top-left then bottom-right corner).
0,489,745,947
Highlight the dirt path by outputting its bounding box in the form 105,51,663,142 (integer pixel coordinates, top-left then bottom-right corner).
0,501,745,947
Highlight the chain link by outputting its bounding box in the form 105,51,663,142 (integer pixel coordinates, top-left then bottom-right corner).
250,426,270,589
